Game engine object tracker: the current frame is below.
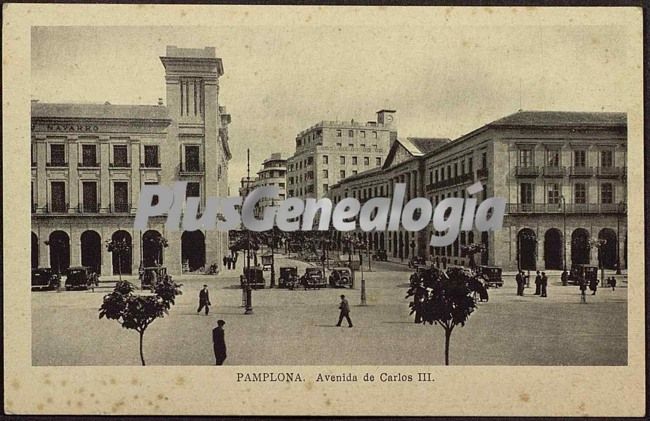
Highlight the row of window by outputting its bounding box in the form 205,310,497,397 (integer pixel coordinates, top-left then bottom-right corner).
335,129,379,139
32,181,202,213
518,148,615,168
520,182,615,205
428,153,484,184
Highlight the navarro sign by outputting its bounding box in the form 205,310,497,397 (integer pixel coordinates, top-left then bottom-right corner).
45,124,100,132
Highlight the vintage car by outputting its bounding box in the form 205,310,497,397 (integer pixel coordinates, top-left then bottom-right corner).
31,268,61,291
299,267,327,290
408,256,426,269
139,266,170,291
64,266,98,291
372,249,388,261
475,265,504,288
278,266,299,289
329,267,353,288
241,266,265,289
568,264,598,286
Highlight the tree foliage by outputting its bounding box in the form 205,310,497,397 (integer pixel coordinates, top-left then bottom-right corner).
98,278,182,365
406,266,479,365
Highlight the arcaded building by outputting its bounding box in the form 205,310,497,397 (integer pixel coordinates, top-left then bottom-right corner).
31,46,232,276
327,111,627,271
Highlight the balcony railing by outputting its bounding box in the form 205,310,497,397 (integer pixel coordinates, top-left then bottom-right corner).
78,162,100,168
109,162,131,168
111,203,130,213
78,204,100,213
45,203,70,213
508,202,626,214
542,166,566,177
569,166,593,177
425,173,475,191
179,163,205,174
141,162,161,168
514,166,539,177
596,167,623,178
46,162,68,168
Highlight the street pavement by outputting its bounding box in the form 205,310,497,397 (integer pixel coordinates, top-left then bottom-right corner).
32,255,627,366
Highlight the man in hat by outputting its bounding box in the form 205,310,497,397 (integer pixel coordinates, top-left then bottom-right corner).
336,295,353,327
197,284,211,315
212,320,227,365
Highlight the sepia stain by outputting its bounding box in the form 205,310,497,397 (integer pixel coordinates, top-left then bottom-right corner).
77,401,83,408
44,378,51,385
305,381,313,390
484,7,494,14
131,378,139,385
175,376,185,386
66,400,71,407
37,403,44,410
134,395,139,400
157,393,165,400
325,398,331,406
109,378,117,385
148,401,153,406
519,392,530,402
11,379,20,390
579,402,586,411
46,397,53,404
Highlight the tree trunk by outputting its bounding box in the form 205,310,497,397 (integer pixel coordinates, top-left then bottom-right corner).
444,327,453,366
139,330,146,366
118,254,123,282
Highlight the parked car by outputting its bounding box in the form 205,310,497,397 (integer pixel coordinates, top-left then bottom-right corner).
372,249,388,261
299,267,326,290
31,268,61,291
408,256,426,269
241,266,265,289
278,266,299,289
139,266,170,291
568,264,598,286
64,266,98,291
329,267,353,288
475,265,504,288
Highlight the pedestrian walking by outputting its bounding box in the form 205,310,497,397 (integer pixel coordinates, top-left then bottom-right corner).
579,279,587,303
534,271,542,295
212,320,227,365
561,270,568,286
540,272,548,297
223,255,227,268
515,271,523,296
589,277,599,295
336,294,353,327
232,253,238,270
197,284,211,315
610,276,617,291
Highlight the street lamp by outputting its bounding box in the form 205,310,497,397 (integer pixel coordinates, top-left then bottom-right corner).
616,201,624,274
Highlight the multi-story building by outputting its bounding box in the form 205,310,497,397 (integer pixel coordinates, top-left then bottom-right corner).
287,110,397,199
328,111,627,271
237,153,287,216
31,46,232,276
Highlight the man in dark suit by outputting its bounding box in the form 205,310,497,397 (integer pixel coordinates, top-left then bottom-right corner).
515,271,523,296
336,295,353,327
212,320,227,365
534,271,542,295
540,272,548,297
197,285,211,315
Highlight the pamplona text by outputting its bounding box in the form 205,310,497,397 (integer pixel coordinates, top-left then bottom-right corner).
134,181,505,247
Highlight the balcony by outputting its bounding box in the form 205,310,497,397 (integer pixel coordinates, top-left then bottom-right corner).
514,166,539,177
78,204,99,213
45,203,70,213
569,166,593,177
425,173,474,192
111,203,131,213
78,162,100,169
140,162,161,169
109,162,131,168
46,162,68,168
179,163,205,175
476,168,488,179
596,167,624,178
507,202,626,214
542,166,566,178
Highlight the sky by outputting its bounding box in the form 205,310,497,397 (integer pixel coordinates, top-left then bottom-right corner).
31,22,633,194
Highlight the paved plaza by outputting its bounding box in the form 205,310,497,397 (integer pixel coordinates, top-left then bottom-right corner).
32,256,627,366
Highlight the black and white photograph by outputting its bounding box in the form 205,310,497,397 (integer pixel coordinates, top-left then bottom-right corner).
4,4,645,417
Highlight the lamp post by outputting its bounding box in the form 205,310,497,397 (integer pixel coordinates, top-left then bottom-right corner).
270,227,276,288
560,195,566,272
358,239,367,306
244,149,253,314
616,201,624,274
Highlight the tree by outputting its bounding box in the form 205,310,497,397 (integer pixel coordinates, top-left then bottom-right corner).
99,276,182,365
406,267,478,365
106,238,130,281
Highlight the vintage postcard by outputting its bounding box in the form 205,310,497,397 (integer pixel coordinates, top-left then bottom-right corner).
3,4,645,416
